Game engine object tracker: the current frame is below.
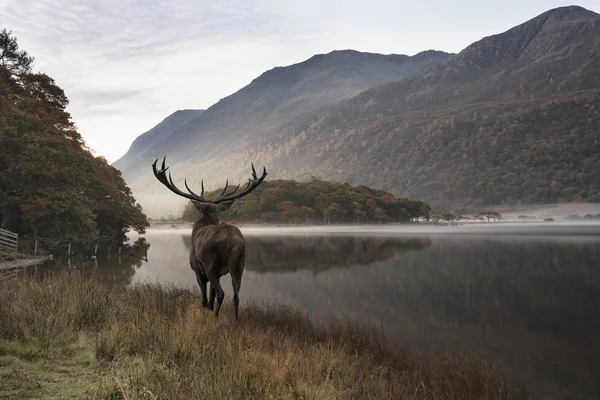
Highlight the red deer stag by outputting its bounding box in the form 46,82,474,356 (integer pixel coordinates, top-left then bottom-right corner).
152,157,267,319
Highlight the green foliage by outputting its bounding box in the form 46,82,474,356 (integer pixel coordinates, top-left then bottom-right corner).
441,212,457,222
182,178,430,224
0,29,148,242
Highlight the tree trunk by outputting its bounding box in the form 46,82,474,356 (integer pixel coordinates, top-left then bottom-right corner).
0,204,21,232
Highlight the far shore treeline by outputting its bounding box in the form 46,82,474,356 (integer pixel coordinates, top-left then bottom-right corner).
182,178,432,224
0,29,149,243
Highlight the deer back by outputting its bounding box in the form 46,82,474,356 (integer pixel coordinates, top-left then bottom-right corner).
191,223,245,277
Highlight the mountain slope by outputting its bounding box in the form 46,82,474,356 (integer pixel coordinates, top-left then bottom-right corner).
114,109,204,172
116,49,451,208
122,6,600,217
216,5,600,210
304,5,600,130
161,49,450,157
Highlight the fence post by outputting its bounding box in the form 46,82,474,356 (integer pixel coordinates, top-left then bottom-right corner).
34,240,38,256
68,243,71,257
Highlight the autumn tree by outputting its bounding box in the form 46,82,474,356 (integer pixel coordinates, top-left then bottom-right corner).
182,201,198,222
441,212,457,223
315,193,329,223
0,29,148,242
277,200,301,223
419,202,432,222
181,178,431,226
324,203,346,223
300,206,315,223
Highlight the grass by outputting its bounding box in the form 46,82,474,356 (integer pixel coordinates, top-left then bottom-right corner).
0,269,525,399
0,250,29,261
0,341,101,399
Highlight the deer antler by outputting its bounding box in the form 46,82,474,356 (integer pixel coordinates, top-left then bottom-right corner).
152,157,267,204
152,157,207,202
213,163,267,204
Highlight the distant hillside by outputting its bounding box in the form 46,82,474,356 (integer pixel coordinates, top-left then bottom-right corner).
115,50,451,216
186,5,600,211
181,178,431,224
113,109,203,172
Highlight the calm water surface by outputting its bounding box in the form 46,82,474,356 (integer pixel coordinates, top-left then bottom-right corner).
42,223,600,399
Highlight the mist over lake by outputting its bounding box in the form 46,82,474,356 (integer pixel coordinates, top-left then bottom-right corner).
36,222,600,400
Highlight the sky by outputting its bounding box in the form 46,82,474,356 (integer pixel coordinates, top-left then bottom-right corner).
1,1,599,163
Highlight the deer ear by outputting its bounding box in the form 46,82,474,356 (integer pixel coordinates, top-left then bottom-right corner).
217,201,233,212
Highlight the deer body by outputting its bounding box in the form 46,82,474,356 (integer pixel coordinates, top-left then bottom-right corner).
152,157,267,319
191,217,245,317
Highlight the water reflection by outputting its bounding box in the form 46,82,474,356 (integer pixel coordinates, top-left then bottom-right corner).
182,235,432,273
38,227,600,399
33,238,150,285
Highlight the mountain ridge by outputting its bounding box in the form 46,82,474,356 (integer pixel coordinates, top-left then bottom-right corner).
114,109,204,172
230,5,600,209
117,5,600,217
115,48,452,201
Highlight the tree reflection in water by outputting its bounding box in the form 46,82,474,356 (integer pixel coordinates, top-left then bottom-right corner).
182,234,432,273
23,238,151,285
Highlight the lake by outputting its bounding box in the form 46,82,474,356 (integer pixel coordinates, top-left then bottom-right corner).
40,223,600,400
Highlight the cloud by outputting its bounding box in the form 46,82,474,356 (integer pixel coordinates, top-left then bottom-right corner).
1,0,599,162
1,0,317,160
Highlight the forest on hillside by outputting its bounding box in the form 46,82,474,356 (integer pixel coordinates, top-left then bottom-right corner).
112,7,600,217
0,29,148,243
249,94,600,210
169,93,600,214
182,178,431,224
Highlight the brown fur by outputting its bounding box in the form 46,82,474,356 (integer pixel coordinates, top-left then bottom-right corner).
189,201,245,319
151,157,267,319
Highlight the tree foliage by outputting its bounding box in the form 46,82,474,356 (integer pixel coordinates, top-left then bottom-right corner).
0,29,148,242
182,178,430,224
218,93,600,212
475,210,502,222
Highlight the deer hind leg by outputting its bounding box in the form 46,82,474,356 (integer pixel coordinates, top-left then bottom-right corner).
230,273,242,320
208,286,216,310
191,253,209,308
194,270,209,308
231,249,245,321
208,276,225,317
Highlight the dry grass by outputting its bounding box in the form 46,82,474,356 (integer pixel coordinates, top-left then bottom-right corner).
0,250,28,261
0,269,525,399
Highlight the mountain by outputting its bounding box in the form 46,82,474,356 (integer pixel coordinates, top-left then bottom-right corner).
116,49,451,216
120,6,600,217
113,109,204,172
273,5,600,135
209,5,600,211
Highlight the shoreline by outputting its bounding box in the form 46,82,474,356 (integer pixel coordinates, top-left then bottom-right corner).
0,256,48,271
0,270,523,399
141,221,600,239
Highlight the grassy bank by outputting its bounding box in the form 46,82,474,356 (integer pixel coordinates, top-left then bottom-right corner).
0,270,524,399
0,250,29,261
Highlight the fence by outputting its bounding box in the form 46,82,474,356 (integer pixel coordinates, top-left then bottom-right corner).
0,228,18,252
